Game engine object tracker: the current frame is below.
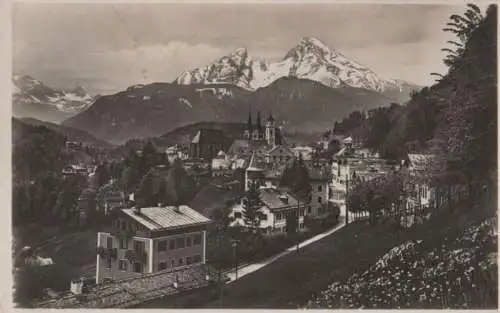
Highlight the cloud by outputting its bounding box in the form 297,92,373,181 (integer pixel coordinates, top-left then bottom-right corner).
16,41,229,95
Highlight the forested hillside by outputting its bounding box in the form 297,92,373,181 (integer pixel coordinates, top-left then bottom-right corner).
331,4,496,166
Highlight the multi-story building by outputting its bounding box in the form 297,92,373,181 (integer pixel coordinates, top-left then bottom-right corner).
305,163,331,217
96,205,211,284
228,187,307,234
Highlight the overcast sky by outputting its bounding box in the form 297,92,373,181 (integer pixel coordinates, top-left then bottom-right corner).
13,2,473,95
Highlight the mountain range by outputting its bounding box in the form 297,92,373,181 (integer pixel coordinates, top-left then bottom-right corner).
176,37,417,97
28,37,421,144
12,75,97,123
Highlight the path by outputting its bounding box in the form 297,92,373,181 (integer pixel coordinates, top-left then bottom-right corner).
223,216,346,282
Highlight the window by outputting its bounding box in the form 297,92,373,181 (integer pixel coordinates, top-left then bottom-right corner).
134,240,145,253
158,261,167,270
193,234,202,245
234,212,242,219
276,213,282,220
318,185,322,192
169,239,176,250
299,223,304,229
186,236,192,247
193,255,202,263
308,206,312,214
186,256,192,265
178,258,184,266
105,257,112,269
121,221,126,230
119,260,128,271
133,262,143,273
171,259,176,268
107,237,113,249
119,238,128,250
260,214,267,221
158,240,167,252
318,197,322,203
176,237,185,249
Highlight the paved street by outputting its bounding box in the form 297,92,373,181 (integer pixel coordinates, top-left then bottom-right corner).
223,216,346,282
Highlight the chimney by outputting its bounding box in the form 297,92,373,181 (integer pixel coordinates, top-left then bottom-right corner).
173,206,181,213
134,207,141,215
279,195,288,204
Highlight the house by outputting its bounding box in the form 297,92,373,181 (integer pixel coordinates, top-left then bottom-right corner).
355,148,380,159
189,129,227,160
304,162,332,217
291,146,314,160
265,145,295,165
62,164,90,176
166,144,189,162
77,188,97,228
211,151,232,177
97,184,125,216
96,205,211,284
65,141,82,150
228,188,307,234
405,154,438,210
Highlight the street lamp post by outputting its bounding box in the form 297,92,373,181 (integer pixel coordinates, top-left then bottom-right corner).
216,225,223,307
231,240,240,280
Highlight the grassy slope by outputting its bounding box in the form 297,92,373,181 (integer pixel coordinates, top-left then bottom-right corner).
143,190,496,308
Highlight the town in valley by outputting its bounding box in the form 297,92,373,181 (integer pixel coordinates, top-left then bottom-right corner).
11,2,497,309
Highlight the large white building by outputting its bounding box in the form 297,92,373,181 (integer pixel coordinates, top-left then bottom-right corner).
96,205,211,284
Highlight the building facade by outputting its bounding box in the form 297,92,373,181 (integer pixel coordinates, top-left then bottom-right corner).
228,188,307,234
189,129,227,160
96,205,211,284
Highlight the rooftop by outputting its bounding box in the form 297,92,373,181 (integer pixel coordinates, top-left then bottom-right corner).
122,205,211,231
191,129,225,144
35,265,220,309
259,188,301,210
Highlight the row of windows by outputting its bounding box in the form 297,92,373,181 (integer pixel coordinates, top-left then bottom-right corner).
275,208,307,221
157,254,202,270
157,234,202,252
115,260,144,273
107,237,146,252
308,195,323,204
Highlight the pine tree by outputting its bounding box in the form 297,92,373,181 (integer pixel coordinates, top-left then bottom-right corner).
242,181,263,232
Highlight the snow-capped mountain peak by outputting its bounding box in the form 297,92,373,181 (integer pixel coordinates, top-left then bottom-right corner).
175,37,414,93
12,75,97,123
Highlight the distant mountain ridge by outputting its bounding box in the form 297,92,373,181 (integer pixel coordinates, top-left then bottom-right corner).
64,77,402,144
175,37,419,97
19,117,113,149
12,75,97,123
62,37,421,144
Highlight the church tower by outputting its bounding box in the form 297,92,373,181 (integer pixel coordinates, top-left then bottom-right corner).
265,114,276,146
244,110,252,140
253,111,263,141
